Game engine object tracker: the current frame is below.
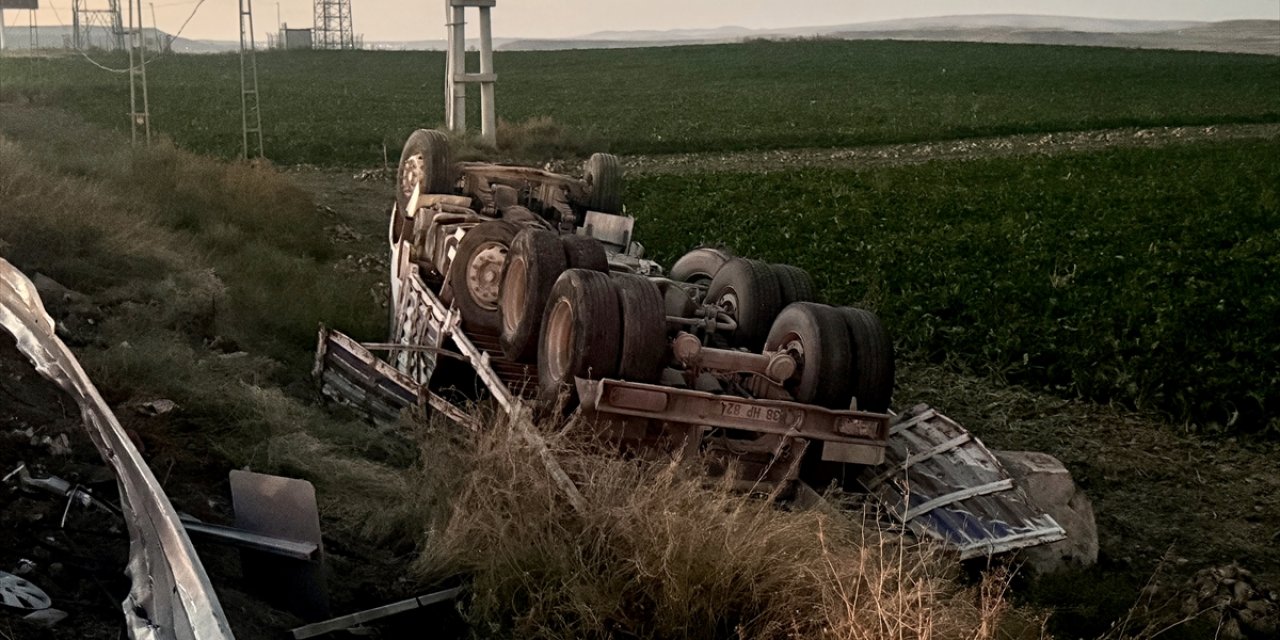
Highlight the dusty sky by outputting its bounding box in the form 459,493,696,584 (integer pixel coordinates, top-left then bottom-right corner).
20,0,1280,43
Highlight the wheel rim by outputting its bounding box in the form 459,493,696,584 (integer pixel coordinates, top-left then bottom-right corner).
399,154,424,205
501,255,528,335
544,298,574,383
717,286,740,320
466,242,508,311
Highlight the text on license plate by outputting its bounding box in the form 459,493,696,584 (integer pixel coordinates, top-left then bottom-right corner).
720,401,783,424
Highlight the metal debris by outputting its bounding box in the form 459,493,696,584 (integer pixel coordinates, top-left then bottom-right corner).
0,258,235,639
0,570,51,610
290,586,464,639
860,404,1066,559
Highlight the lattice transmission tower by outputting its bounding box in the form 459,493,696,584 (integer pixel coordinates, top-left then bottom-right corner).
72,0,125,50
313,0,354,49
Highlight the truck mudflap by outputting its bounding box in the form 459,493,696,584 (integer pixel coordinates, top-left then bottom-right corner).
575,377,890,465
859,404,1066,559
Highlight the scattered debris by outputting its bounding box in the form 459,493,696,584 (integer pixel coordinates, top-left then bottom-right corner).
290,586,464,639
353,168,392,182
0,569,51,610
2,257,235,639
23,607,69,628
135,399,179,417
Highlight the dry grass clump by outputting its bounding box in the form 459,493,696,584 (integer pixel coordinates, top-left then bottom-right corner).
414,413,1028,639
447,116,607,164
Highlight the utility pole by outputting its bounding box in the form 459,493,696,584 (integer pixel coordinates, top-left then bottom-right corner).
239,0,265,158
126,0,151,144
444,0,496,146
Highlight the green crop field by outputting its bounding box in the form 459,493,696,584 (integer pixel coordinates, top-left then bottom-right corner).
2,40,1278,165
627,140,1280,433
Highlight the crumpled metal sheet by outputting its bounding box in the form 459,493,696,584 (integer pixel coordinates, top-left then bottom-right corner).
860,404,1066,559
0,258,235,640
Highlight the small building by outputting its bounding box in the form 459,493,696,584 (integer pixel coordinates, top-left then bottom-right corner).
276,24,313,50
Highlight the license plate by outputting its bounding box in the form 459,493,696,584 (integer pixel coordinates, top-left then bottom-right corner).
836,416,881,439
719,400,783,424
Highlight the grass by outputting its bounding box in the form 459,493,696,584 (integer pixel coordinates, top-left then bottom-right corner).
411,410,1035,639
0,102,408,547
626,139,1280,434
1,40,1277,165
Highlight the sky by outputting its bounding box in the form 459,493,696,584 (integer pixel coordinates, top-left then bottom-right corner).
15,0,1280,43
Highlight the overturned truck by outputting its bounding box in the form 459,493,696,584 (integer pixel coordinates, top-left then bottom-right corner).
317,130,1069,558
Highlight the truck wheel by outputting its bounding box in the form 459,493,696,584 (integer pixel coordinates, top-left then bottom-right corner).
560,234,609,272
613,274,668,383
770,264,816,305
836,307,895,413
585,153,622,214
765,303,853,409
500,229,567,362
706,258,783,350
449,220,518,332
394,130,453,243
538,269,622,397
397,130,453,213
669,247,733,285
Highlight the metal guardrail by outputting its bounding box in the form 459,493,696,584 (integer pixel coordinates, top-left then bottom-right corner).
0,258,235,640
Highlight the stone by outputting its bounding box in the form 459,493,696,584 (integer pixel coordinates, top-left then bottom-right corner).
995,450,1099,573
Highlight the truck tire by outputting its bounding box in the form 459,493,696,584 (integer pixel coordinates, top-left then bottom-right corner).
538,269,622,397
669,247,733,286
612,274,668,383
397,130,453,213
500,229,567,362
765,303,854,409
836,307,895,413
560,234,609,272
448,220,518,333
770,264,816,305
705,258,783,350
585,153,622,214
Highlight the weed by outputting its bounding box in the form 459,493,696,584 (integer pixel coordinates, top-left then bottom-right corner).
413,412,1037,639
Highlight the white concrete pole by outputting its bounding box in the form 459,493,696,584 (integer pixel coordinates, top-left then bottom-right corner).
450,4,467,133
1,10,8,52
443,0,454,128
478,6,495,145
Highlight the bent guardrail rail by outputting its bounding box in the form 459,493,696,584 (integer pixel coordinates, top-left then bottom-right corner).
0,258,234,640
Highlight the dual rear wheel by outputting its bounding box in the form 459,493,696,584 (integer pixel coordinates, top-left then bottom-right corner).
536,269,669,398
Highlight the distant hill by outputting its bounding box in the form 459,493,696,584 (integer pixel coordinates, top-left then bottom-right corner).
2,26,237,54
502,15,1277,55
5,15,1276,56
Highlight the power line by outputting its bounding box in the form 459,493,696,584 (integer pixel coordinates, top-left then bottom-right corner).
49,0,209,74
